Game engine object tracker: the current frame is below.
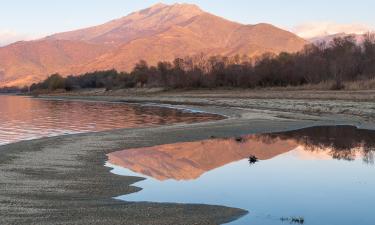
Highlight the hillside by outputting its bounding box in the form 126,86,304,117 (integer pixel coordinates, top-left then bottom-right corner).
0,40,112,87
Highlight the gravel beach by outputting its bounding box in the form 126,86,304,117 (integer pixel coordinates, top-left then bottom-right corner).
1,90,374,225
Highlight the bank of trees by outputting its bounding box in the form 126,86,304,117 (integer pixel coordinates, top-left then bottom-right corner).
30,33,375,92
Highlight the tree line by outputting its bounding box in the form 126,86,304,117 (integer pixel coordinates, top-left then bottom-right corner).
29,33,375,92
0,86,28,94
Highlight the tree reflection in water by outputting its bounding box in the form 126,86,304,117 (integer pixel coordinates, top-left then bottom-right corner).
259,126,375,164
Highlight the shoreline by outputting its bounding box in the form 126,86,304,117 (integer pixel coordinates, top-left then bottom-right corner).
39,88,375,124
1,93,375,224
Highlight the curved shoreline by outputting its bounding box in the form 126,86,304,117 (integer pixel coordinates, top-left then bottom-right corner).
0,94,374,225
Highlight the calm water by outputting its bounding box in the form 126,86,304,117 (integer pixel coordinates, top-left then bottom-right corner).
0,95,222,146
107,126,375,225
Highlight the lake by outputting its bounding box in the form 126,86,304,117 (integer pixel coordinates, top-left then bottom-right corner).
0,95,222,146
107,126,375,225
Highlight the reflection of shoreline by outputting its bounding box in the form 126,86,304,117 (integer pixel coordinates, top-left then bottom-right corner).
108,126,375,181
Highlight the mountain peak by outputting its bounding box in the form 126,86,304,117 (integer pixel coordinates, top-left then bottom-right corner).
136,2,168,15
141,2,203,17
150,2,167,8
47,2,204,46
150,2,202,9
169,2,202,10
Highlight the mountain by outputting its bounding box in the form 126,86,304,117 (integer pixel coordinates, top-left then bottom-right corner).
0,3,308,87
78,21,307,74
47,3,204,46
309,32,365,44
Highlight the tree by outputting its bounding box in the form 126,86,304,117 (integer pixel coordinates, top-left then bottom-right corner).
44,74,65,90
362,33,375,77
132,60,149,87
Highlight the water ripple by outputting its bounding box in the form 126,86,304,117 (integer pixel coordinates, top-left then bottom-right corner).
0,96,222,146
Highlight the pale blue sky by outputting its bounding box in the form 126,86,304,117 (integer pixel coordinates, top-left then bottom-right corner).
1,0,374,45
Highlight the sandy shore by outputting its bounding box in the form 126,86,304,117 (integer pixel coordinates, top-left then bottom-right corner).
43,88,375,122
1,90,375,224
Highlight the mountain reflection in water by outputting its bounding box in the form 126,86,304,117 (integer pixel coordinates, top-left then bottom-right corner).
107,126,375,225
108,126,375,181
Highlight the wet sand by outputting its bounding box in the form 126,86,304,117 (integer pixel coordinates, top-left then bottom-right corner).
1,91,375,224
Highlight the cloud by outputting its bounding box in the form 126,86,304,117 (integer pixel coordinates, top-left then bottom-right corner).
292,22,374,39
0,30,42,46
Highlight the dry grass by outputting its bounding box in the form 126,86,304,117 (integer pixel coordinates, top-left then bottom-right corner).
344,79,375,90
262,79,375,91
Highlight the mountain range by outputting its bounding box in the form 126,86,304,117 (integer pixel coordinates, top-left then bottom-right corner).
309,32,365,44
0,3,308,87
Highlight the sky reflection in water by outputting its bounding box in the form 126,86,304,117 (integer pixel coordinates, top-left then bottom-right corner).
108,126,375,225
